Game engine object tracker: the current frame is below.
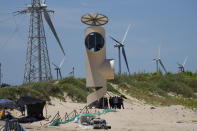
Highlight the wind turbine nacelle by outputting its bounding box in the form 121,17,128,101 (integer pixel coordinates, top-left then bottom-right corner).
85,26,114,87
41,4,47,7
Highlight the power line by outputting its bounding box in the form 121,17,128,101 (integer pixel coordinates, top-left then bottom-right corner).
0,11,20,22
0,14,25,51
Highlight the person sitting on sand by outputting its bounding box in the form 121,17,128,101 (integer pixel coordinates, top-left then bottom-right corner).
19,105,25,116
0,108,5,119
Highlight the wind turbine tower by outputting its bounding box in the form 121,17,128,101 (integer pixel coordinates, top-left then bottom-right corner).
109,24,131,75
18,0,65,83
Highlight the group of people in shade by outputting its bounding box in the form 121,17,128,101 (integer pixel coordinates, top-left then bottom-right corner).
97,96,124,109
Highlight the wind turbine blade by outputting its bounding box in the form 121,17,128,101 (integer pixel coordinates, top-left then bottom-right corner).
109,35,123,46
52,62,59,68
42,0,46,4
183,56,188,67
177,62,182,67
159,60,167,73
122,46,130,74
43,9,65,55
153,58,157,61
158,44,161,58
59,57,65,68
121,24,131,44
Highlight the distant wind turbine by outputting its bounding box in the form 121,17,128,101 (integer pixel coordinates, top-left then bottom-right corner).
109,24,133,75
177,56,188,72
52,57,65,80
153,44,167,73
68,67,75,77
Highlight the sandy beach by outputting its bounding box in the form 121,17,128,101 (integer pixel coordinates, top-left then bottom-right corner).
7,95,195,131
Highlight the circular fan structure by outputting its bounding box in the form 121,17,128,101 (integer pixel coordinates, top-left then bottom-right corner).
81,13,108,26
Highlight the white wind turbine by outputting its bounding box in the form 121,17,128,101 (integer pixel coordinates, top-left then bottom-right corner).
177,56,188,72
153,43,167,73
52,57,65,79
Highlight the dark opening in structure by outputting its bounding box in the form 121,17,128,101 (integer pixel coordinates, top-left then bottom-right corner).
85,32,104,52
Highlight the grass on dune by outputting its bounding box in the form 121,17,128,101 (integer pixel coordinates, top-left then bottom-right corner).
0,77,87,103
109,71,197,108
0,72,197,109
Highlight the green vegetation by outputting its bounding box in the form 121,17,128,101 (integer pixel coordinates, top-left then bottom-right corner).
0,72,197,109
0,83,11,88
107,83,121,95
176,120,185,123
0,77,87,103
192,120,197,123
109,71,197,108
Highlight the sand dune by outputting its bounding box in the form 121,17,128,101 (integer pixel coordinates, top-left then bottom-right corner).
18,96,197,131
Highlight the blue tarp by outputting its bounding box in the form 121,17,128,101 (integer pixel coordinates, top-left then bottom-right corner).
0,99,15,109
0,99,14,104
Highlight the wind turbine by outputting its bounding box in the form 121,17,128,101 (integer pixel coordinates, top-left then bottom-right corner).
68,67,75,77
177,56,188,72
18,0,65,83
109,24,131,75
153,44,167,73
52,57,65,80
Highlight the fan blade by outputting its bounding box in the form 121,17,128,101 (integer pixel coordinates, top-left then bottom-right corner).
159,60,167,73
109,35,123,46
122,46,130,74
59,57,65,68
43,9,65,55
122,24,131,44
52,62,59,68
182,56,188,67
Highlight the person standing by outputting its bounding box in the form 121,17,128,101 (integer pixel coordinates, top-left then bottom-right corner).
113,96,118,109
120,97,124,109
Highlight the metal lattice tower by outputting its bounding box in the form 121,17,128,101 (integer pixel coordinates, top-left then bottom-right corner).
23,0,52,83
18,0,65,84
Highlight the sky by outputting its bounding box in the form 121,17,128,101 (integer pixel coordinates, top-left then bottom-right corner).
0,0,196,85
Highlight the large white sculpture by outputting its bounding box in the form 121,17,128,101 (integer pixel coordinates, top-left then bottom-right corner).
81,14,114,105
